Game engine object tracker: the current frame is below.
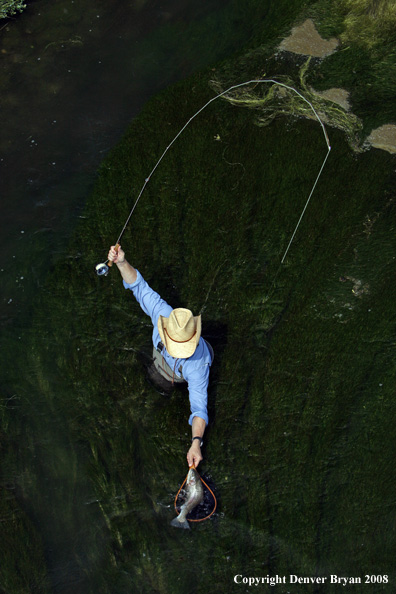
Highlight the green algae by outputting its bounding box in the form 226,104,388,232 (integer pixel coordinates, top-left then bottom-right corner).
0,490,50,594
12,80,395,592
306,0,396,135
0,398,51,594
0,1,26,20
1,1,396,593
210,59,363,151
313,0,396,49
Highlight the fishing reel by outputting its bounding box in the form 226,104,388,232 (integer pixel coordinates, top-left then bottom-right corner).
95,262,109,276
95,244,119,277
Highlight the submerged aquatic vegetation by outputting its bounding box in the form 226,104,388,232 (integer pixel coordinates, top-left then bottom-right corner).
0,0,26,19
309,0,396,48
1,0,396,592
337,0,396,48
16,70,394,592
211,59,363,151
307,0,396,132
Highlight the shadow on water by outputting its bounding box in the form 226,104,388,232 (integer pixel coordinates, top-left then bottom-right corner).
2,1,396,593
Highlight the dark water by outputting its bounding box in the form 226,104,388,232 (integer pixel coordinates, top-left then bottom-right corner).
1,1,396,593
0,0,257,326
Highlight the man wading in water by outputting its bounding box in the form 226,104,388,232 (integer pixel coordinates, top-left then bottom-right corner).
108,245,213,468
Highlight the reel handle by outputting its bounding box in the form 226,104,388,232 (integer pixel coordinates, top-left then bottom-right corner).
108,243,120,267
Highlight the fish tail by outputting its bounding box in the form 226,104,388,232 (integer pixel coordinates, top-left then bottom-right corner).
170,517,190,530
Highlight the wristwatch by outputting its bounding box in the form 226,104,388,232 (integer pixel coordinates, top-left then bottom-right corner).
192,436,203,448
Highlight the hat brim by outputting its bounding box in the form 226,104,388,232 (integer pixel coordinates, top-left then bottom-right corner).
158,314,201,358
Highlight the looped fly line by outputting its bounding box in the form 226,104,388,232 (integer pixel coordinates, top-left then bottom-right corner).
112,79,331,264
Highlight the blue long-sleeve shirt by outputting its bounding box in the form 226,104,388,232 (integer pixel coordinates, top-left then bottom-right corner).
123,270,211,425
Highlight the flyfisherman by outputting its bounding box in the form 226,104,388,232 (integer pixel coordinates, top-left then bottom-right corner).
107,245,213,468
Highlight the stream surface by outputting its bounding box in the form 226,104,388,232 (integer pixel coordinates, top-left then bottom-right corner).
1,2,396,594
0,1,253,591
0,0,240,325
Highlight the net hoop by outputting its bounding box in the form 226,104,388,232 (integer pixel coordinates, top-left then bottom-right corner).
174,467,217,523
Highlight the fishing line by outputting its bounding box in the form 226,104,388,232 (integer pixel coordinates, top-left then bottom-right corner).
96,79,331,276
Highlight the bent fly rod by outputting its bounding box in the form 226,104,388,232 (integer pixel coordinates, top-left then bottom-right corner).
95,79,331,276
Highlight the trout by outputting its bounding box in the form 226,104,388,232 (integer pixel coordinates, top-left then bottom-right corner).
171,467,204,529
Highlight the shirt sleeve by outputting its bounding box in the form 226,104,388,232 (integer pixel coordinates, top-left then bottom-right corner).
183,363,210,426
123,270,172,326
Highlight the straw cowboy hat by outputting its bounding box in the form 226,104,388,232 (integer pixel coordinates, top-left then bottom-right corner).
158,308,201,358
